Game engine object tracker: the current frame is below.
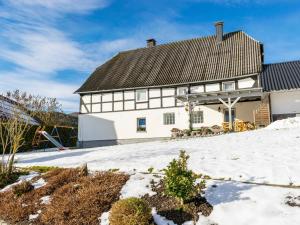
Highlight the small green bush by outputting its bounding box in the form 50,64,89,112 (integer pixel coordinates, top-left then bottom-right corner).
109,197,152,225
163,150,203,205
12,181,34,196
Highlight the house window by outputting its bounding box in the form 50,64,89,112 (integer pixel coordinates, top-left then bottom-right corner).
137,118,146,132
136,89,148,102
163,113,175,125
192,111,204,124
224,109,236,122
222,81,235,91
177,87,188,96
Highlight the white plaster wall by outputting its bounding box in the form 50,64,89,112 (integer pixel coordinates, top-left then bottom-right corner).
124,91,134,100
79,101,261,141
190,85,204,93
162,88,175,96
235,101,260,122
114,92,123,101
193,105,223,127
238,77,255,89
82,95,91,104
102,93,112,102
78,107,189,141
149,99,160,108
270,90,300,114
149,89,160,98
91,94,101,103
92,103,101,112
162,97,175,107
206,83,220,92
114,102,123,111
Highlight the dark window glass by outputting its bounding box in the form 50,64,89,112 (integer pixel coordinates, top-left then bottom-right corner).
137,118,146,132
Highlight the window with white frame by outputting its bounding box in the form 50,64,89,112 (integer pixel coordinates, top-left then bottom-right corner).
192,111,204,124
177,87,188,96
136,89,148,102
163,113,175,125
222,81,235,91
137,118,146,132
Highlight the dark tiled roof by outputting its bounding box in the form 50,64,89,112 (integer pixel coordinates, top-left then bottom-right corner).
261,60,300,91
76,31,263,93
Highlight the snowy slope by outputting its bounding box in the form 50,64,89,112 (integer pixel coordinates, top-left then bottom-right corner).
13,120,300,225
16,127,300,185
266,117,300,130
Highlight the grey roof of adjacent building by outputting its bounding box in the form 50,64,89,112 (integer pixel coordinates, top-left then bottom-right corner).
0,95,40,125
76,31,263,93
261,60,300,92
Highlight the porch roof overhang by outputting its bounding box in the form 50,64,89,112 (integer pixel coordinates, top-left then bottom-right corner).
176,87,264,104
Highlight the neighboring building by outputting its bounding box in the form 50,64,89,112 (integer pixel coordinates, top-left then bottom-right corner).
261,60,300,121
0,95,39,125
75,22,300,147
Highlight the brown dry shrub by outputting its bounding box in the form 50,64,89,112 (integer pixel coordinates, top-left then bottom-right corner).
12,181,34,196
0,168,100,224
109,197,152,225
39,171,129,225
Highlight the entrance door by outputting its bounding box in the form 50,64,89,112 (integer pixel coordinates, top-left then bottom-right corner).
224,109,236,122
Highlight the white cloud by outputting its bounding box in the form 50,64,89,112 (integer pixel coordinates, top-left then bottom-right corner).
0,0,110,111
7,0,108,14
0,26,96,73
0,69,79,112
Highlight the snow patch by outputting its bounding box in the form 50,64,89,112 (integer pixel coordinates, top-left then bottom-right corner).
32,178,46,189
120,173,160,199
29,210,41,220
266,117,300,130
99,211,110,225
0,172,39,193
152,208,177,225
40,195,51,205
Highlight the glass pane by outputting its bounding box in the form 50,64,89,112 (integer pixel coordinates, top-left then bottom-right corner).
137,118,146,131
136,90,147,102
223,82,235,91
163,113,175,125
224,109,235,122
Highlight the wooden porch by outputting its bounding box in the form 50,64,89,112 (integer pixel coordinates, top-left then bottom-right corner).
177,88,271,131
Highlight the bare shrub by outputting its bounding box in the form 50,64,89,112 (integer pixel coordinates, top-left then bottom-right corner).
109,197,152,225
0,90,62,177
0,168,129,225
13,181,34,197
40,171,129,225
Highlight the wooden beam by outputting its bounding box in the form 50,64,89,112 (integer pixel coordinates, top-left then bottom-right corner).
231,97,241,107
218,98,229,108
228,98,232,130
177,89,263,103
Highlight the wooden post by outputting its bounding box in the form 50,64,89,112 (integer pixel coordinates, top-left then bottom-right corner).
219,97,241,131
228,98,232,130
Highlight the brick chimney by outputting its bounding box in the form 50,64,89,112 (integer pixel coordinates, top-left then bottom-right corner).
214,21,224,43
146,38,156,47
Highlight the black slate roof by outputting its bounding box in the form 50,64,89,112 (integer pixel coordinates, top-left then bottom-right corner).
261,60,300,91
76,31,263,93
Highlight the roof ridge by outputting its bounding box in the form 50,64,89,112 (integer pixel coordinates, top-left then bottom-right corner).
119,30,243,54
264,60,300,66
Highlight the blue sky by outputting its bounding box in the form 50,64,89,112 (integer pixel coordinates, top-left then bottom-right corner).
0,0,299,112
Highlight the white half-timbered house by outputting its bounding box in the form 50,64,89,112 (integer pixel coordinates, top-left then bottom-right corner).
75,22,300,147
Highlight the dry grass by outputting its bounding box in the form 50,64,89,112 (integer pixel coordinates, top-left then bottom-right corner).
110,197,152,225
0,168,129,225
12,181,34,197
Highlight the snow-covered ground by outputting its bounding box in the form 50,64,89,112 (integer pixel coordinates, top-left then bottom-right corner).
12,118,300,224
